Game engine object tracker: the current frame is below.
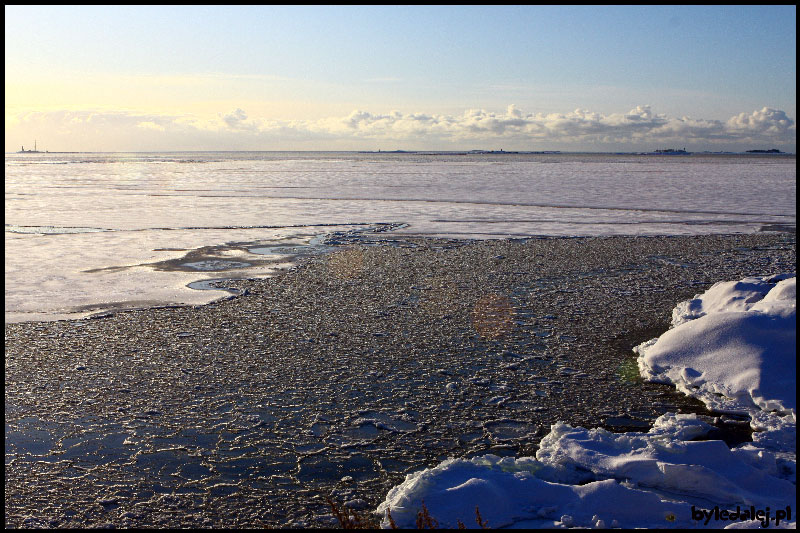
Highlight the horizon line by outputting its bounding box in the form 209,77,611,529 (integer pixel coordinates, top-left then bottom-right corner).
5,149,796,155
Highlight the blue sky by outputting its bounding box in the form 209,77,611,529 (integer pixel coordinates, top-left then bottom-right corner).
5,5,796,151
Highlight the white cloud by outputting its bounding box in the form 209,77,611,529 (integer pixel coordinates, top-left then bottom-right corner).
726,107,795,135
220,108,259,131
136,121,166,132
302,105,795,147
6,105,796,151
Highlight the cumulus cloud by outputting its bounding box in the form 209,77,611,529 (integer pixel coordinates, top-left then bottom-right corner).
220,108,257,131
315,105,795,147
289,105,794,147
726,107,795,135
6,105,795,151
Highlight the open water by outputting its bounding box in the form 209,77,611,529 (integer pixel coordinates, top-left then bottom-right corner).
5,151,796,322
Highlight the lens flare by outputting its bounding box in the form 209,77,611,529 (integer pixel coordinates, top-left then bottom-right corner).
471,293,515,339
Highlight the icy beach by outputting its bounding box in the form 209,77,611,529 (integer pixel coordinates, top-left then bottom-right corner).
378,275,796,529
4,152,796,528
4,233,796,528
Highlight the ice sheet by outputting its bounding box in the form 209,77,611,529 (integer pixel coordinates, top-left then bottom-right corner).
5,153,795,322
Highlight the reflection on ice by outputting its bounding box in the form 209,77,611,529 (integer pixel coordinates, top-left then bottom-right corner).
181,260,252,271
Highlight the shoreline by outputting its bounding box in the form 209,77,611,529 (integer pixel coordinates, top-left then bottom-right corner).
5,226,795,326
4,222,407,325
5,232,796,528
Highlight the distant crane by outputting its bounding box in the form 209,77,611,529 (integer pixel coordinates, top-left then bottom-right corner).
18,140,42,153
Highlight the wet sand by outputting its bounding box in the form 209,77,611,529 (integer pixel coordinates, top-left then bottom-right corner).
4,232,796,528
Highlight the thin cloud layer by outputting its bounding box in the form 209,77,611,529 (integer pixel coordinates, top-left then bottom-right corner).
6,105,795,151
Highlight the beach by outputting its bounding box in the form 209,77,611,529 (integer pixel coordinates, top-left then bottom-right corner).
4,231,795,528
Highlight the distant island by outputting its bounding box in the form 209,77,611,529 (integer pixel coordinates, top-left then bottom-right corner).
641,148,690,155
746,149,784,153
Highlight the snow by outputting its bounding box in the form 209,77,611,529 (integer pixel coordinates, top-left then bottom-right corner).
377,275,796,529
636,276,796,445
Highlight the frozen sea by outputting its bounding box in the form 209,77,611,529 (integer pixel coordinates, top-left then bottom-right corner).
4,151,796,322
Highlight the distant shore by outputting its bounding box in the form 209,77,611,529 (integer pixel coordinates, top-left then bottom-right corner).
6,150,796,156
4,232,796,528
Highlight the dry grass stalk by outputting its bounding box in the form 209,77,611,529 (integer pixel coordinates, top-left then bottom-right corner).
327,497,384,529
415,502,439,529
329,497,490,529
475,506,490,529
386,508,398,529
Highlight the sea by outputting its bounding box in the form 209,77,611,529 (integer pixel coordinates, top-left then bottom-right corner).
5,151,796,323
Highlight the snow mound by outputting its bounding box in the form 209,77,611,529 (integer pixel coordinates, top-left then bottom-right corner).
377,274,796,529
378,413,794,529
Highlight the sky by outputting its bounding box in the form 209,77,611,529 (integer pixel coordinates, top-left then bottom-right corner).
5,5,797,152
